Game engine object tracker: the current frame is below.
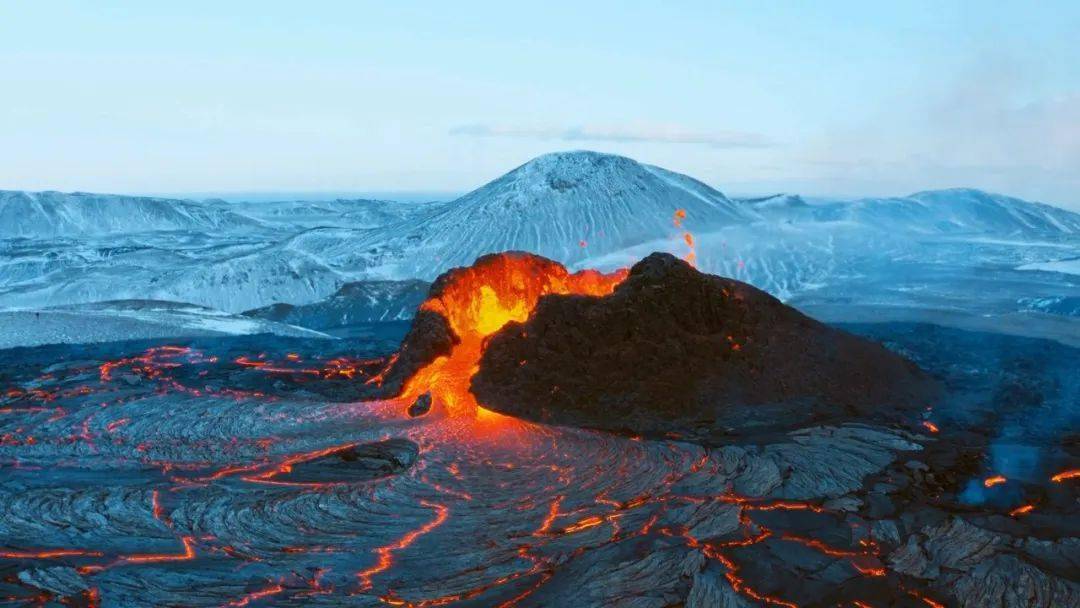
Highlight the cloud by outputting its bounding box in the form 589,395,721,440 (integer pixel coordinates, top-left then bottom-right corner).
785,55,1080,208
449,123,774,148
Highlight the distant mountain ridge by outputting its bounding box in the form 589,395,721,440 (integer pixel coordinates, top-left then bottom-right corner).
243,279,429,330
733,188,1080,235
332,151,757,278
0,190,263,238
1,151,1078,320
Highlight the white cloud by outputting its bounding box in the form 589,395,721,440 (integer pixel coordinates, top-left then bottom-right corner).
449,123,774,148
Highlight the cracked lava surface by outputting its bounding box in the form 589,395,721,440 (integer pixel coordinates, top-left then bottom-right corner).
1,254,1077,607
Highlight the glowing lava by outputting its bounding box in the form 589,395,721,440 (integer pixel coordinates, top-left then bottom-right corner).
672,209,696,266
1009,504,1035,517
1051,469,1080,482
398,253,626,418
983,475,1007,488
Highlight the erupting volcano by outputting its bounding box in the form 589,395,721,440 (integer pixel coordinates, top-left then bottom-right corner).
379,252,627,416
381,250,938,440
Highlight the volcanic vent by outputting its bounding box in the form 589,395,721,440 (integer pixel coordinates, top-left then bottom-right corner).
381,251,939,436
375,252,627,415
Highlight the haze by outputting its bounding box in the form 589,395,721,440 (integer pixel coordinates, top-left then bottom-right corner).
1,1,1077,208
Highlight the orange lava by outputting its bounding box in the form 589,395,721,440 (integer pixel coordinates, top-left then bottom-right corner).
243,441,359,487
357,500,450,591
119,536,196,564
1009,504,1035,517
222,581,286,607
921,421,939,433
1051,469,1080,482
672,209,696,266
983,475,1007,488
399,253,626,418
0,548,104,559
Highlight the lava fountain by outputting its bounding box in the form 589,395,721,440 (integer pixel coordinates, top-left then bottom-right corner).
395,252,627,417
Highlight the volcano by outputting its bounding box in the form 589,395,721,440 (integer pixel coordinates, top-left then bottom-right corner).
380,251,939,437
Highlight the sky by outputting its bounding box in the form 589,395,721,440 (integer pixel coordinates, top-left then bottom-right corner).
1,1,1078,208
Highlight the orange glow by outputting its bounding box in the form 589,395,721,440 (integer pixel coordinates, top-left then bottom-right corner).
921,421,939,433
0,548,103,559
907,593,946,608
1009,504,1035,517
357,500,450,591
672,209,696,266
399,253,626,418
151,490,168,525
120,536,196,564
561,515,606,534
223,582,286,607
1051,469,1080,482
983,475,1007,488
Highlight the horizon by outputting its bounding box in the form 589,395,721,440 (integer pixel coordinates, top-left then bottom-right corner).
2,2,1078,210
4,147,1077,212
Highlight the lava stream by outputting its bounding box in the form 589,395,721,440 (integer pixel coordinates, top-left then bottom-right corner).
398,253,626,418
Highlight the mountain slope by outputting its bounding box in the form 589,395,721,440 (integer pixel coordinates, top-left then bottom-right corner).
243,279,429,329
0,190,264,238
0,299,332,349
335,151,756,278
225,198,438,229
837,188,1080,235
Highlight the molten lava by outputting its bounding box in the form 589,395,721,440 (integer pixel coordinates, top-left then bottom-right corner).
1051,469,1079,483
672,209,696,266
398,253,626,417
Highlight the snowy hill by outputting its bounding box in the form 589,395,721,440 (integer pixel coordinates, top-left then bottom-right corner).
340,151,756,278
1,152,1078,325
0,190,263,238
819,188,1080,235
243,279,429,330
226,198,437,229
0,299,332,349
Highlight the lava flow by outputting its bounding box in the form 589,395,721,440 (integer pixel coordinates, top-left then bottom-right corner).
397,252,626,417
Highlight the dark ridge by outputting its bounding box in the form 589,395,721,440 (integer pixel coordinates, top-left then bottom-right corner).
471,252,940,441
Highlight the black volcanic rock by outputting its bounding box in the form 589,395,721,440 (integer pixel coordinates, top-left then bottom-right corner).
408,391,433,417
264,438,419,484
377,308,457,397
471,253,939,439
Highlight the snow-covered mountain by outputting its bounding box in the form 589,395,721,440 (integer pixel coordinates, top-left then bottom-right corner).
225,198,437,229
835,188,1080,235
338,151,756,278
0,299,332,349
1,151,1078,334
0,190,263,238
735,189,1080,235
243,279,429,331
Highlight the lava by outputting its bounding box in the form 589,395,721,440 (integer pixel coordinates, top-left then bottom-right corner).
672,208,696,266
241,441,359,487
983,475,1007,488
222,581,286,607
357,500,451,592
921,421,939,433
1050,469,1079,482
0,548,104,559
1009,504,1035,517
398,253,626,417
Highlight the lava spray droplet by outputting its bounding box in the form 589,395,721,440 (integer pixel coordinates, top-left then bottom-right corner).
672,209,696,266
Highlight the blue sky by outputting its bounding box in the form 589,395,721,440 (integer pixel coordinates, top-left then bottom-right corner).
1,1,1078,207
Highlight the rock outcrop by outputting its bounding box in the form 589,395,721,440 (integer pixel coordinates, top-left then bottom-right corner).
471,253,939,438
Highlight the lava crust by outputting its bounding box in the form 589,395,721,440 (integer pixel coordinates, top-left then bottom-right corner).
471,253,940,439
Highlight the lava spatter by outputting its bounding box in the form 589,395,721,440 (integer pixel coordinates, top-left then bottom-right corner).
395,252,626,418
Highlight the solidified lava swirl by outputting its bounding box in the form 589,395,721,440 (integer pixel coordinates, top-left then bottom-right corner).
394,252,627,418
2,250,1073,608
